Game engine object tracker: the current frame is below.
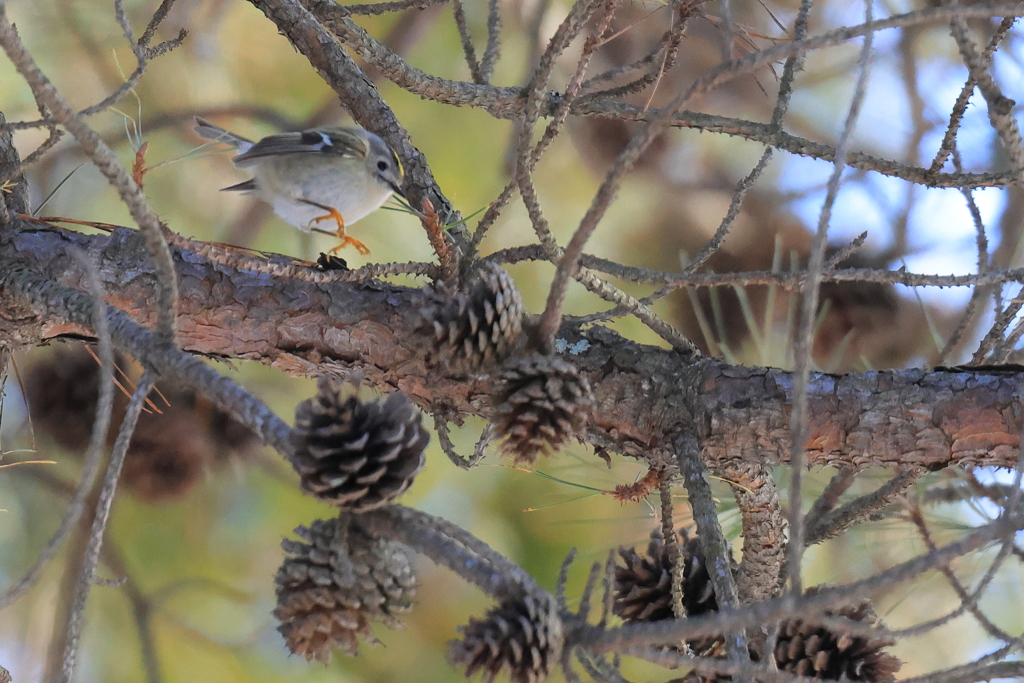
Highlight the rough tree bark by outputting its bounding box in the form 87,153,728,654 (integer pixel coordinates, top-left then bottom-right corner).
3,221,1021,474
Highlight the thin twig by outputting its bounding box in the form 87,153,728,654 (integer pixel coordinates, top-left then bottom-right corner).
658,473,686,620
785,0,874,593
556,548,578,611
61,371,156,682
0,7,179,345
927,17,1016,174
769,0,813,131
718,0,734,63
433,413,490,469
0,125,62,189
0,250,115,609
906,500,1013,643
948,16,1024,176
680,148,774,277
357,504,548,599
674,432,748,665
479,0,501,83
452,0,483,83
804,467,856,525
331,0,450,15
804,468,921,546
488,242,1024,291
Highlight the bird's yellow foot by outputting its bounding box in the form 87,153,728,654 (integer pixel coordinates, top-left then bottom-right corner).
330,235,370,256
313,207,370,256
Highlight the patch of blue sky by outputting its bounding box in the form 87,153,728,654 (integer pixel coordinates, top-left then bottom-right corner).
901,185,1006,307
778,157,900,249
915,62,1005,171
819,1,900,30
992,37,1024,94
815,60,914,162
965,468,1022,525
777,162,1005,309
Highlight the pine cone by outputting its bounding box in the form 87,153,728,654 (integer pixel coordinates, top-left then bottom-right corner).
449,593,563,683
24,344,256,502
291,379,429,511
774,598,901,682
492,354,593,464
613,529,725,655
122,407,215,503
24,344,105,451
669,593,902,683
420,262,525,374
274,516,417,663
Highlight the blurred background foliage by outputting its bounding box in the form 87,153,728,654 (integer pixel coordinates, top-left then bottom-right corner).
1,0,1023,681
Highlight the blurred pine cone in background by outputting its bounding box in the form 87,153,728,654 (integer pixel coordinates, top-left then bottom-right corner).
22,343,258,503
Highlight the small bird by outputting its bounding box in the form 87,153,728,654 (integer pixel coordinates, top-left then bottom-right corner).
194,117,404,255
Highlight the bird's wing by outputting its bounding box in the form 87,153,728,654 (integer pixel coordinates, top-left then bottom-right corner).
232,129,367,166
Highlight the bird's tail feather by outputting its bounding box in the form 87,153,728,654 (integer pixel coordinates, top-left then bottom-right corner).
194,116,254,155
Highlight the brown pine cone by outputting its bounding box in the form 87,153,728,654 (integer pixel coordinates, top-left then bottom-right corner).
774,598,901,682
274,516,417,663
121,407,215,503
613,529,725,655
614,534,674,623
23,344,106,452
23,344,256,503
492,354,593,464
420,262,525,375
668,590,902,683
291,379,429,510
449,593,563,683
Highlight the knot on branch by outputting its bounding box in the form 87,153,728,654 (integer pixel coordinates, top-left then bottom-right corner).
274,515,417,663
291,378,429,511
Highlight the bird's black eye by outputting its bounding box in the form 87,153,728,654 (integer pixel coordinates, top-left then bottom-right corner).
377,160,389,171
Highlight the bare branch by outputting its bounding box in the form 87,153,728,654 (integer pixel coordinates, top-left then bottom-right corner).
786,0,874,592
949,16,1024,177
61,371,156,682
675,432,748,665
479,0,501,83
804,468,921,546
928,17,1017,174
0,6,179,344
452,0,483,83
0,249,115,609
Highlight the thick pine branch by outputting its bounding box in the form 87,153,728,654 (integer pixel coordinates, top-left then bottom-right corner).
3,224,1022,474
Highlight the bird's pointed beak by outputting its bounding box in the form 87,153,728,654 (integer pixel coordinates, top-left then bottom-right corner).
390,182,406,199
